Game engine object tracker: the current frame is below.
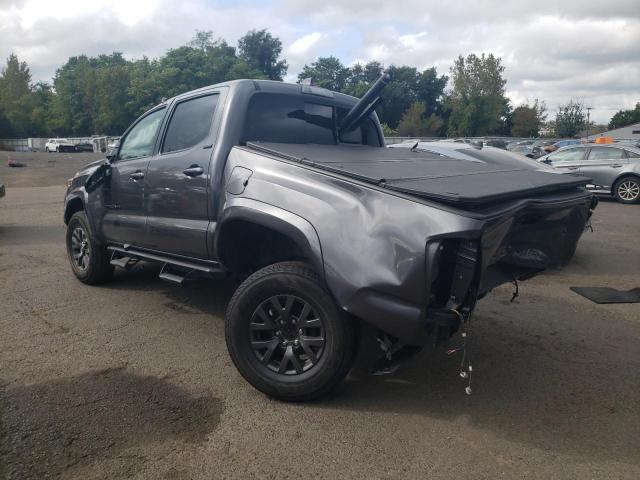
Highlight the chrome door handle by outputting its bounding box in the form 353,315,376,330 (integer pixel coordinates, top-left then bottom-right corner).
611,164,622,168
567,166,579,170
183,165,204,177
129,171,145,180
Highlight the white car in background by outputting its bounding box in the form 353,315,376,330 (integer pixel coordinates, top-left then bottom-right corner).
45,138,76,153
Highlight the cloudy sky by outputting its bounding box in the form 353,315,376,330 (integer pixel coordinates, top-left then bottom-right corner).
0,0,638,123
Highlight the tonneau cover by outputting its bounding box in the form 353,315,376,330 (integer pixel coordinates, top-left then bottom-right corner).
247,142,589,205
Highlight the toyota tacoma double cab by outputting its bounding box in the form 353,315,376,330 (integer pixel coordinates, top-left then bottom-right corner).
64,73,597,401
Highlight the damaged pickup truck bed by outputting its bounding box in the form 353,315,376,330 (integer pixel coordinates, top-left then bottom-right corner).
64,72,596,400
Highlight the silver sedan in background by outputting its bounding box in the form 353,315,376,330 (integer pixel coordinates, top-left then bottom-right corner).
538,144,640,204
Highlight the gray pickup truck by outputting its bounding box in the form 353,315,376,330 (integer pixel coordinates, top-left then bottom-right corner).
64,73,596,400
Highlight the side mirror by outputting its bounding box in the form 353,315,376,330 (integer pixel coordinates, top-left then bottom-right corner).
106,145,118,161
85,161,111,193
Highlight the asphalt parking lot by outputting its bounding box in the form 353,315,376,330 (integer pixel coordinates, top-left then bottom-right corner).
1,151,639,479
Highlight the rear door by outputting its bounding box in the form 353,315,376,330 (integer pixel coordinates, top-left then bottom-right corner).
545,147,587,173
143,91,221,259
102,107,166,246
581,146,629,190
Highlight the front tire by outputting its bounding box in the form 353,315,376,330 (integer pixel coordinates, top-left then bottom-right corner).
66,211,114,285
225,261,356,401
45,147,49,152
613,176,640,204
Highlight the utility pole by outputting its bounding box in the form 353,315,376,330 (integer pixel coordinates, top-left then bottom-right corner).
586,107,593,139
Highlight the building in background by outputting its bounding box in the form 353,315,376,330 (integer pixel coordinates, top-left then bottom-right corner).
588,122,640,141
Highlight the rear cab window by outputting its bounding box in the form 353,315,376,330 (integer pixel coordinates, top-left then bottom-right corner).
242,93,381,147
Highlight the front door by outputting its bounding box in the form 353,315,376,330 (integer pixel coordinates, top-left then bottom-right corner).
144,93,220,259
581,146,629,190
102,107,166,246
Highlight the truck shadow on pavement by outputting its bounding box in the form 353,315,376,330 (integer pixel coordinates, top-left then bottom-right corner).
106,263,237,317
0,367,223,480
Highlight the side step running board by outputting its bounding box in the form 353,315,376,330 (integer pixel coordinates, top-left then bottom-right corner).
107,246,223,274
110,250,139,270
158,264,197,285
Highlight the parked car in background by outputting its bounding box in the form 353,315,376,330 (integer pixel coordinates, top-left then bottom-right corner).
544,139,581,153
506,139,536,151
74,142,94,152
483,139,509,149
389,141,554,171
529,139,557,158
45,138,76,153
538,144,640,203
509,143,536,156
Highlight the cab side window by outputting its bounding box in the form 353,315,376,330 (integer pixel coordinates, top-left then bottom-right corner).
162,94,219,154
117,108,165,160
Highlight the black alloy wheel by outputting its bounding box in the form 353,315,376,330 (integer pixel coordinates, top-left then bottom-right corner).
249,294,325,375
70,225,91,271
225,261,356,401
66,211,114,285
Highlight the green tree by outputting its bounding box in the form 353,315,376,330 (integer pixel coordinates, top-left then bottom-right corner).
0,108,12,137
50,55,97,134
380,123,397,137
343,61,384,97
93,55,134,134
447,53,509,136
28,82,54,136
298,56,350,91
416,67,448,117
555,100,586,138
0,54,33,137
304,60,447,130
511,99,547,137
396,102,444,137
238,29,288,80
608,103,640,129
126,57,163,117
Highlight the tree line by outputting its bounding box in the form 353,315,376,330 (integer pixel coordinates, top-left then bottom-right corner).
0,29,636,139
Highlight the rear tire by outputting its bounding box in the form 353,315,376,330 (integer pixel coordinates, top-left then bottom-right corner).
66,211,114,285
613,176,640,204
225,261,356,401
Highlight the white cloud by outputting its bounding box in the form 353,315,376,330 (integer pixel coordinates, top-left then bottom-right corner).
15,0,161,28
0,0,638,123
287,32,322,56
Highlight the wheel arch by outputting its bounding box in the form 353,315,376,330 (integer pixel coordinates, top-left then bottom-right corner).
64,196,85,224
614,172,640,186
215,198,324,280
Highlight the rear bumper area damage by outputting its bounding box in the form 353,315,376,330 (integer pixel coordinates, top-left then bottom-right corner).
352,191,596,346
